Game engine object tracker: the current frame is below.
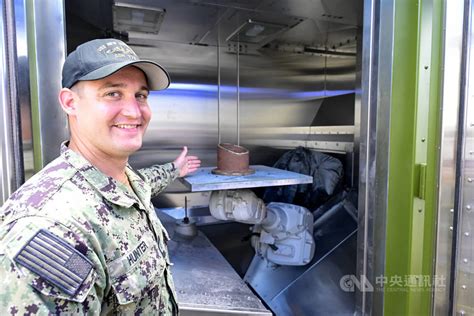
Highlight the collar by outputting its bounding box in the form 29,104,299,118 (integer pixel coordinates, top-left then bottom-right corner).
61,141,140,208
125,167,151,208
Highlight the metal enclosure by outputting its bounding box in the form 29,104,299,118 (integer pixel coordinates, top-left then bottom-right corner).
65,1,361,314
8,0,474,315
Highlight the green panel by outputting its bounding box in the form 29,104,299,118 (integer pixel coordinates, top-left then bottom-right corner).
384,0,418,313
421,0,443,313
384,0,443,315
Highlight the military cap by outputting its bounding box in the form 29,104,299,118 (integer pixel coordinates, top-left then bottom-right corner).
62,38,170,90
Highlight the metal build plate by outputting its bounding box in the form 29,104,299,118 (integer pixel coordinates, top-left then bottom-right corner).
180,165,313,192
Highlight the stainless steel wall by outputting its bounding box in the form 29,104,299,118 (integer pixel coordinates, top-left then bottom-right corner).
113,1,357,211
129,42,356,200
62,0,359,200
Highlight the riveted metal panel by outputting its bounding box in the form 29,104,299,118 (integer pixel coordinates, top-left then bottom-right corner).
433,0,464,314
451,0,474,313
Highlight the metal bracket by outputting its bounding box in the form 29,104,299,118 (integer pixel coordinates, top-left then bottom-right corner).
416,163,427,199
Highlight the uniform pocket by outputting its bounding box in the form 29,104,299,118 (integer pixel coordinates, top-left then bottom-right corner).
108,234,166,305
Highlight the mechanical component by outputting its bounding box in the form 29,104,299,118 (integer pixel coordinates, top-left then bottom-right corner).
252,202,315,266
174,196,198,238
175,219,198,238
210,190,315,266
209,190,266,224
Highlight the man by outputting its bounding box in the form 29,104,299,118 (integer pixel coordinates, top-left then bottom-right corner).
0,39,200,315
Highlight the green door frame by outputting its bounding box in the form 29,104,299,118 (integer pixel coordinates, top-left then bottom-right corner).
359,0,443,314
385,0,442,314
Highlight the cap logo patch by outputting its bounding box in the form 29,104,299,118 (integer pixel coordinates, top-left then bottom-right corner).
97,41,138,61
14,229,93,296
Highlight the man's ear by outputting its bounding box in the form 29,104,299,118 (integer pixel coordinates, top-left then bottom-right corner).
58,88,78,115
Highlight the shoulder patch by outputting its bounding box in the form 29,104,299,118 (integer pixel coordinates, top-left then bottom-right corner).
14,229,93,296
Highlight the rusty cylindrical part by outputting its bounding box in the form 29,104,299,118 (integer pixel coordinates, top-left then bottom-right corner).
211,143,255,176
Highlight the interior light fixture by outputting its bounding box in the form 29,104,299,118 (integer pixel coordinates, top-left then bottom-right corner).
226,19,288,45
113,2,166,34
245,24,265,37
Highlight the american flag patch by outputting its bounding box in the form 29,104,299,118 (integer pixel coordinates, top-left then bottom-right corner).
14,229,93,296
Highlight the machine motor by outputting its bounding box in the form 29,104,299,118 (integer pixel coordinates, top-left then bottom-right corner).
210,190,315,266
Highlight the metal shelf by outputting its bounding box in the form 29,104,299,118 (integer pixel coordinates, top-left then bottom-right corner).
180,165,313,192
156,211,272,316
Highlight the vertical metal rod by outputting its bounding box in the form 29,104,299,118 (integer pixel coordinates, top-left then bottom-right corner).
217,16,221,145
236,40,240,145
324,55,327,96
185,196,188,218
183,195,189,223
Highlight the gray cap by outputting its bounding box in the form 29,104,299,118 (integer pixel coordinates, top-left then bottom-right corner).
62,38,170,90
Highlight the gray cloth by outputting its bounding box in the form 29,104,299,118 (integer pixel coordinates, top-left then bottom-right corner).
263,147,343,209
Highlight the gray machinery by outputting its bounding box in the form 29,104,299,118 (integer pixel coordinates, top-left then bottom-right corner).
209,189,315,266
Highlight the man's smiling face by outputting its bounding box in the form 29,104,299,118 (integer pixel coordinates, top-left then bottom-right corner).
69,66,152,160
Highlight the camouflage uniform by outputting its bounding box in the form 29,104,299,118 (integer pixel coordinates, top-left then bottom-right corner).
0,143,180,315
